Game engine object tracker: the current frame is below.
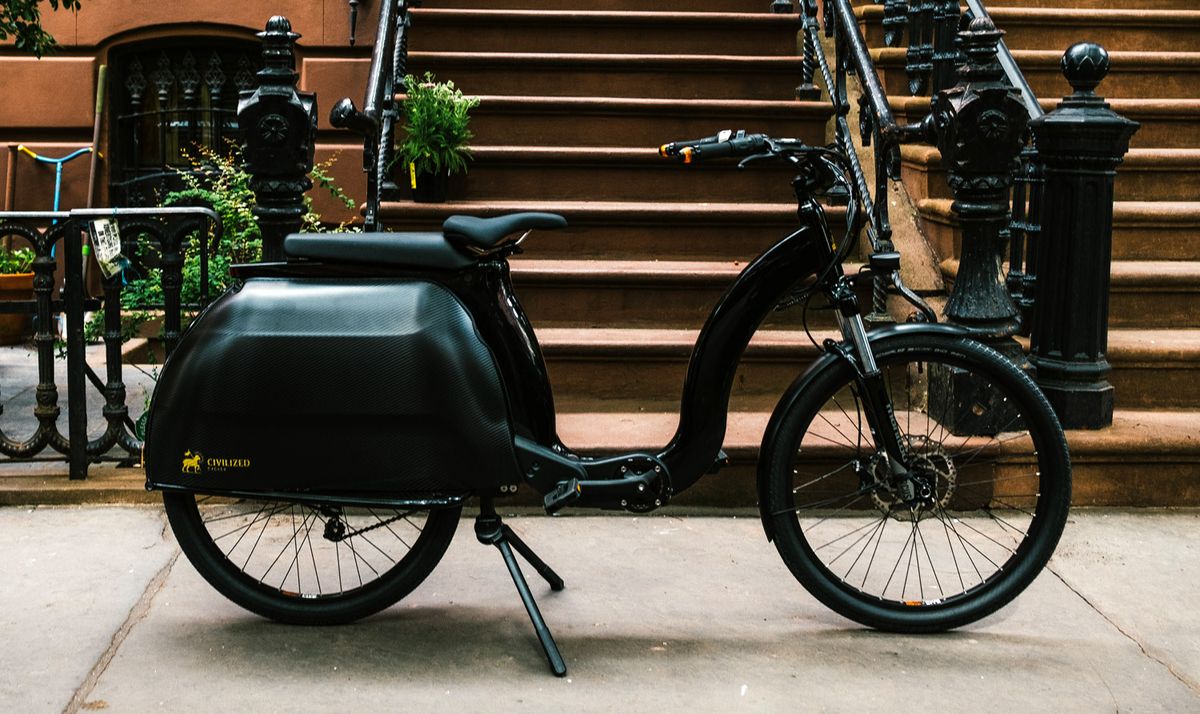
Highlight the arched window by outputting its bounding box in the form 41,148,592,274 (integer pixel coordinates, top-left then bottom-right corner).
109,41,261,207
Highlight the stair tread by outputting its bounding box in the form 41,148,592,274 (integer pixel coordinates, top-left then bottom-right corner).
917,197,1200,222
861,5,1200,22
891,95,1200,114
1110,260,1200,285
537,327,832,353
412,8,803,24
411,51,806,67
556,409,1200,456
460,95,831,113
380,199,807,220
1108,328,1200,360
875,47,1200,64
903,145,1200,163
512,258,750,280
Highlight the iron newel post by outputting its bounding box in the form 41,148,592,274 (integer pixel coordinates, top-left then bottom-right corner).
239,16,317,263
1028,43,1138,429
932,16,1029,346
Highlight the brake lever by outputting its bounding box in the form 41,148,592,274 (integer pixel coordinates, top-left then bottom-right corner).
736,152,775,170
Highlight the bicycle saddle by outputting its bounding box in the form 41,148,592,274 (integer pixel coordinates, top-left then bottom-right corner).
443,212,567,253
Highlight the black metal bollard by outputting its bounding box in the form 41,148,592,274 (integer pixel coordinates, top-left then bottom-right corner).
932,16,1028,346
239,16,317,262
1028,43,1138,429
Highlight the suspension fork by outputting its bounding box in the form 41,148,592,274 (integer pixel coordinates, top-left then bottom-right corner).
829,279,916,499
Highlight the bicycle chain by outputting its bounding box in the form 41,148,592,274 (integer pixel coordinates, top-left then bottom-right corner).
322,509,413,542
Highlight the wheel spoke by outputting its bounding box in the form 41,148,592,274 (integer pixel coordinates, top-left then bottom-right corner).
769,337,1067,618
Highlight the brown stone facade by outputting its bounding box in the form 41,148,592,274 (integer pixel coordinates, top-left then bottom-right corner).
0,0,373,223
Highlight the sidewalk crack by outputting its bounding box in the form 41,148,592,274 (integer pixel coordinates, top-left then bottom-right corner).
62,549,180,714
1047,564,1200,699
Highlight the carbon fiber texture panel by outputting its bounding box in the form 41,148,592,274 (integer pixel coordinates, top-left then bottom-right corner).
144,278,519,493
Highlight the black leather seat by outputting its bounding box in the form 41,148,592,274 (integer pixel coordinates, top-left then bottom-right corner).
283,212,568,271
285,232,475,270
443,212,567,252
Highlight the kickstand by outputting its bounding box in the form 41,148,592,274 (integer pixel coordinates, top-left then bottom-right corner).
475,497,567,677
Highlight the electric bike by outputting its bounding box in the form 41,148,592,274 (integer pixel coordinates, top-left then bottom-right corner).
144,131,1071,677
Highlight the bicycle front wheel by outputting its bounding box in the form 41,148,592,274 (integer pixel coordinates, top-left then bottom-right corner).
762,332,1070,632
164,492,461,625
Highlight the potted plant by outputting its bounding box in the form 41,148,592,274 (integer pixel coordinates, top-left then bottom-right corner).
398,72,480,203
0,244,35,345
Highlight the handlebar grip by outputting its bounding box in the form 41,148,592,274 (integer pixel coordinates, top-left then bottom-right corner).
685,133,770,163
659,130,738,159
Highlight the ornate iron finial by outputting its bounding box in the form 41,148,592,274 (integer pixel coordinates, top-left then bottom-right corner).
1061,42,1110,98
956,16,1005,84
349,0,360,45
257,15,300,79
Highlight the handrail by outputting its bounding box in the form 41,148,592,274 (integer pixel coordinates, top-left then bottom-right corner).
961,0,1043,119
330,0,412,230
363,0,400,121
829,0,899,139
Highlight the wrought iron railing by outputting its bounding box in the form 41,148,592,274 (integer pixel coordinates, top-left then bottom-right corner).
780,0,1137,427
0,207,221,477
329,0,414,230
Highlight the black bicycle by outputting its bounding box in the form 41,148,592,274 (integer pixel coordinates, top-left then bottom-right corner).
144,130,1071,677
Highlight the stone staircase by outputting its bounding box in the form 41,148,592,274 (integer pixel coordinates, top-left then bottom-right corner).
379,0,1199,506
857,0,1200,504
379,0,836,505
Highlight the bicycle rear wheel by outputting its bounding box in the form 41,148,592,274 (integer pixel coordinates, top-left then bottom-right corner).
762,332,1070,632
164,492,460,625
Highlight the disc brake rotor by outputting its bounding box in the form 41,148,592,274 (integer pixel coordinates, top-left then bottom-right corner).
867,436,957,519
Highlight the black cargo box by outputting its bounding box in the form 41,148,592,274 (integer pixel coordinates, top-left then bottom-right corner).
145,277,519,496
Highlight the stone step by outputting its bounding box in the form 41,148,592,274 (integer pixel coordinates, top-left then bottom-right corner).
378,199,850,262
5,408,1197,508
1107,329,1200,409
873,48,1200,100
915,199,1200,263
509,259,863,329
537,327,828,412
442,146,800,203
535,326,1200,411
847,0,1197,12
462,95,832,149
899,145,1200,204
889,96,1200,150
858,6,1200,53
553,408,1200,507
406,51,805,100
1108,261,1200,328
408,9,802,56
940,259,1200,329
432,0,770,11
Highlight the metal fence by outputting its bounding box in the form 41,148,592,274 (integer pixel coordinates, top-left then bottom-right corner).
0,207,221,477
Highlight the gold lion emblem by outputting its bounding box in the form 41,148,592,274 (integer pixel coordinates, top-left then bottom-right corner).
181,451,203,474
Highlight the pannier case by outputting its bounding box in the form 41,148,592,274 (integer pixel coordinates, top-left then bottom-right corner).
144,277,521,496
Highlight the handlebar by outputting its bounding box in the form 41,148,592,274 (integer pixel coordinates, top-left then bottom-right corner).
660,130,774,164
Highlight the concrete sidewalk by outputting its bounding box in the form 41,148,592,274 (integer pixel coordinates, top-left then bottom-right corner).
2,507,1198,713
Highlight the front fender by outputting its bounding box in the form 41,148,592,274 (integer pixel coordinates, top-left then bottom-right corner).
755,322,969,542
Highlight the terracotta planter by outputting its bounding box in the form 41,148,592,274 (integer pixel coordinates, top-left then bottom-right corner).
0,272,34,346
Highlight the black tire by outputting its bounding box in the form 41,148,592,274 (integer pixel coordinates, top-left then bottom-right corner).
762,332,1070,632
163,492,460,625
